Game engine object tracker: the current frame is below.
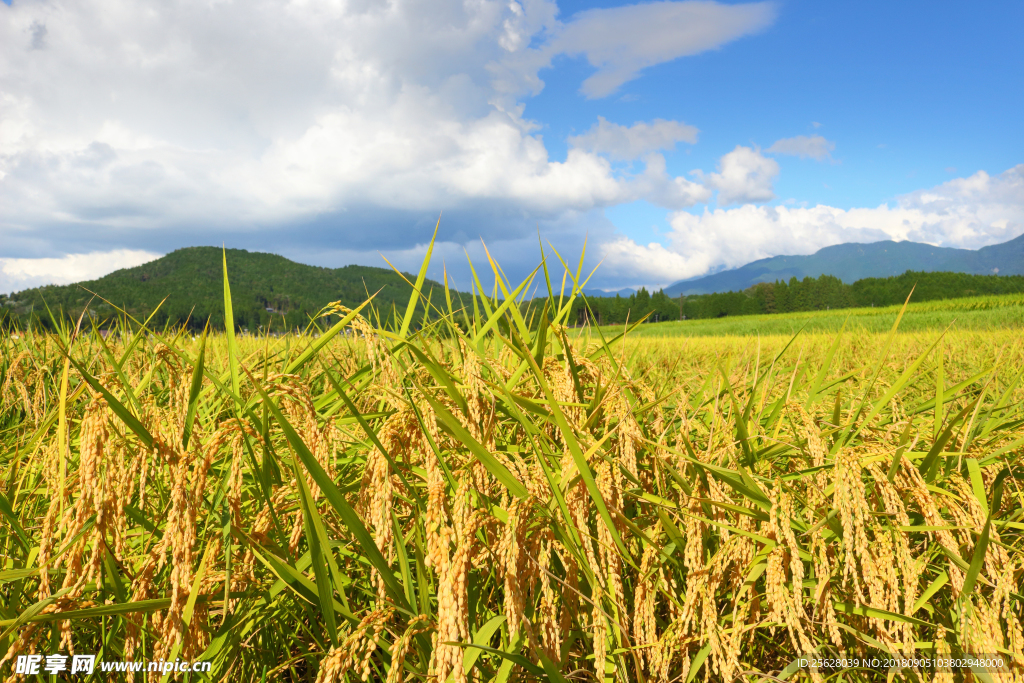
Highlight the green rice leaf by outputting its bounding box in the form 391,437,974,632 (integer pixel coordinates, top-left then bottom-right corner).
422,393,528,499
961,467,1011,596
245,367,412,613
181,326,206,450
223,247,241,401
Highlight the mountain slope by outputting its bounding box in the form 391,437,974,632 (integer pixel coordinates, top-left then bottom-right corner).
582,286,636,298
665,232,1024,296
2,247,443,330
949,231,1024,274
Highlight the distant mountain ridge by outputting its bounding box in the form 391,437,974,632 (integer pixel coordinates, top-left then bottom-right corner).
582,287,636,298
665,232,1024,296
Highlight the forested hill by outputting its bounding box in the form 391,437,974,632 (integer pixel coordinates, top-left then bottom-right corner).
0,247,444,331
666,232,1024,295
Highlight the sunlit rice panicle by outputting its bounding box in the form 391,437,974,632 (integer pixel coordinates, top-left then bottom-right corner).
316,606,395,683
591,583,609,681
558,543,580,636
895,457,968,594
595,458,626,623
765,480,813,663
633,534,660,671
3,265,1024,683
864,460,920,649
536,536,561,662
430,476,481,683
386,615,431,683
1000,556,1024,663
833,445,873,603
498,497,526,642
36,492,61,600
1,351,38,423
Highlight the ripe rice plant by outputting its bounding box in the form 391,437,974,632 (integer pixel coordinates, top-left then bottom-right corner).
1,243,1022,682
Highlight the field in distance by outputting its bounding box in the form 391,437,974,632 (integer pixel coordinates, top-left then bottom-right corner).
586,291,1024,337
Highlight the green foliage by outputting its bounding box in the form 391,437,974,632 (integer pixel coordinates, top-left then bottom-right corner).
576,271,1024,326
3,247,442,332
5,247,1023,336
850,270,1024,307
566,287,681,326
596,291,1024,338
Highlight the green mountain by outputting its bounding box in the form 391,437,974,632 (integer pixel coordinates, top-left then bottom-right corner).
0,247,444,331
665,232,1024,295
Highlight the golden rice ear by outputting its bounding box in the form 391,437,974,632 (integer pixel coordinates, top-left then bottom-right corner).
3,252,1024,682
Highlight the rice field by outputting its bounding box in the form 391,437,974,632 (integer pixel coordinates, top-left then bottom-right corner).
1,250,1023,682
589,292,1024,338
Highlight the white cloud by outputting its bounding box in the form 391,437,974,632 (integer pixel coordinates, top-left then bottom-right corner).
0,249,160,294
766,134,835,161
895,165,1024,247
634,153,713,209
0,0,777,276
599,165,1024,288
568,116,699,161
594,238,693,287
702,145,779,205
546,1,776,98
18,0,1017,298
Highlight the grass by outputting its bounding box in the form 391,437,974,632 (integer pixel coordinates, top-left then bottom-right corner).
591,291,1024,338
0,243,1022,682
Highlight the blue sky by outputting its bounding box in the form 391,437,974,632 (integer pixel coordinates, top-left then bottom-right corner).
1,0,1022,293
530,0,1024,245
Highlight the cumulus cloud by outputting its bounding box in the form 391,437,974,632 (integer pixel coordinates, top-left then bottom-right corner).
590,238,693,287
766,134,835,160
17,0,1017,298
0,249,159,294
634,153,713,209
0,0,775,285
599,165,1024,288
702,146,779,205
568,116,699,161
895,165,1024,247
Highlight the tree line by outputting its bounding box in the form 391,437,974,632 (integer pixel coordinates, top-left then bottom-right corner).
565,270,1024,325
5,267,1022,334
